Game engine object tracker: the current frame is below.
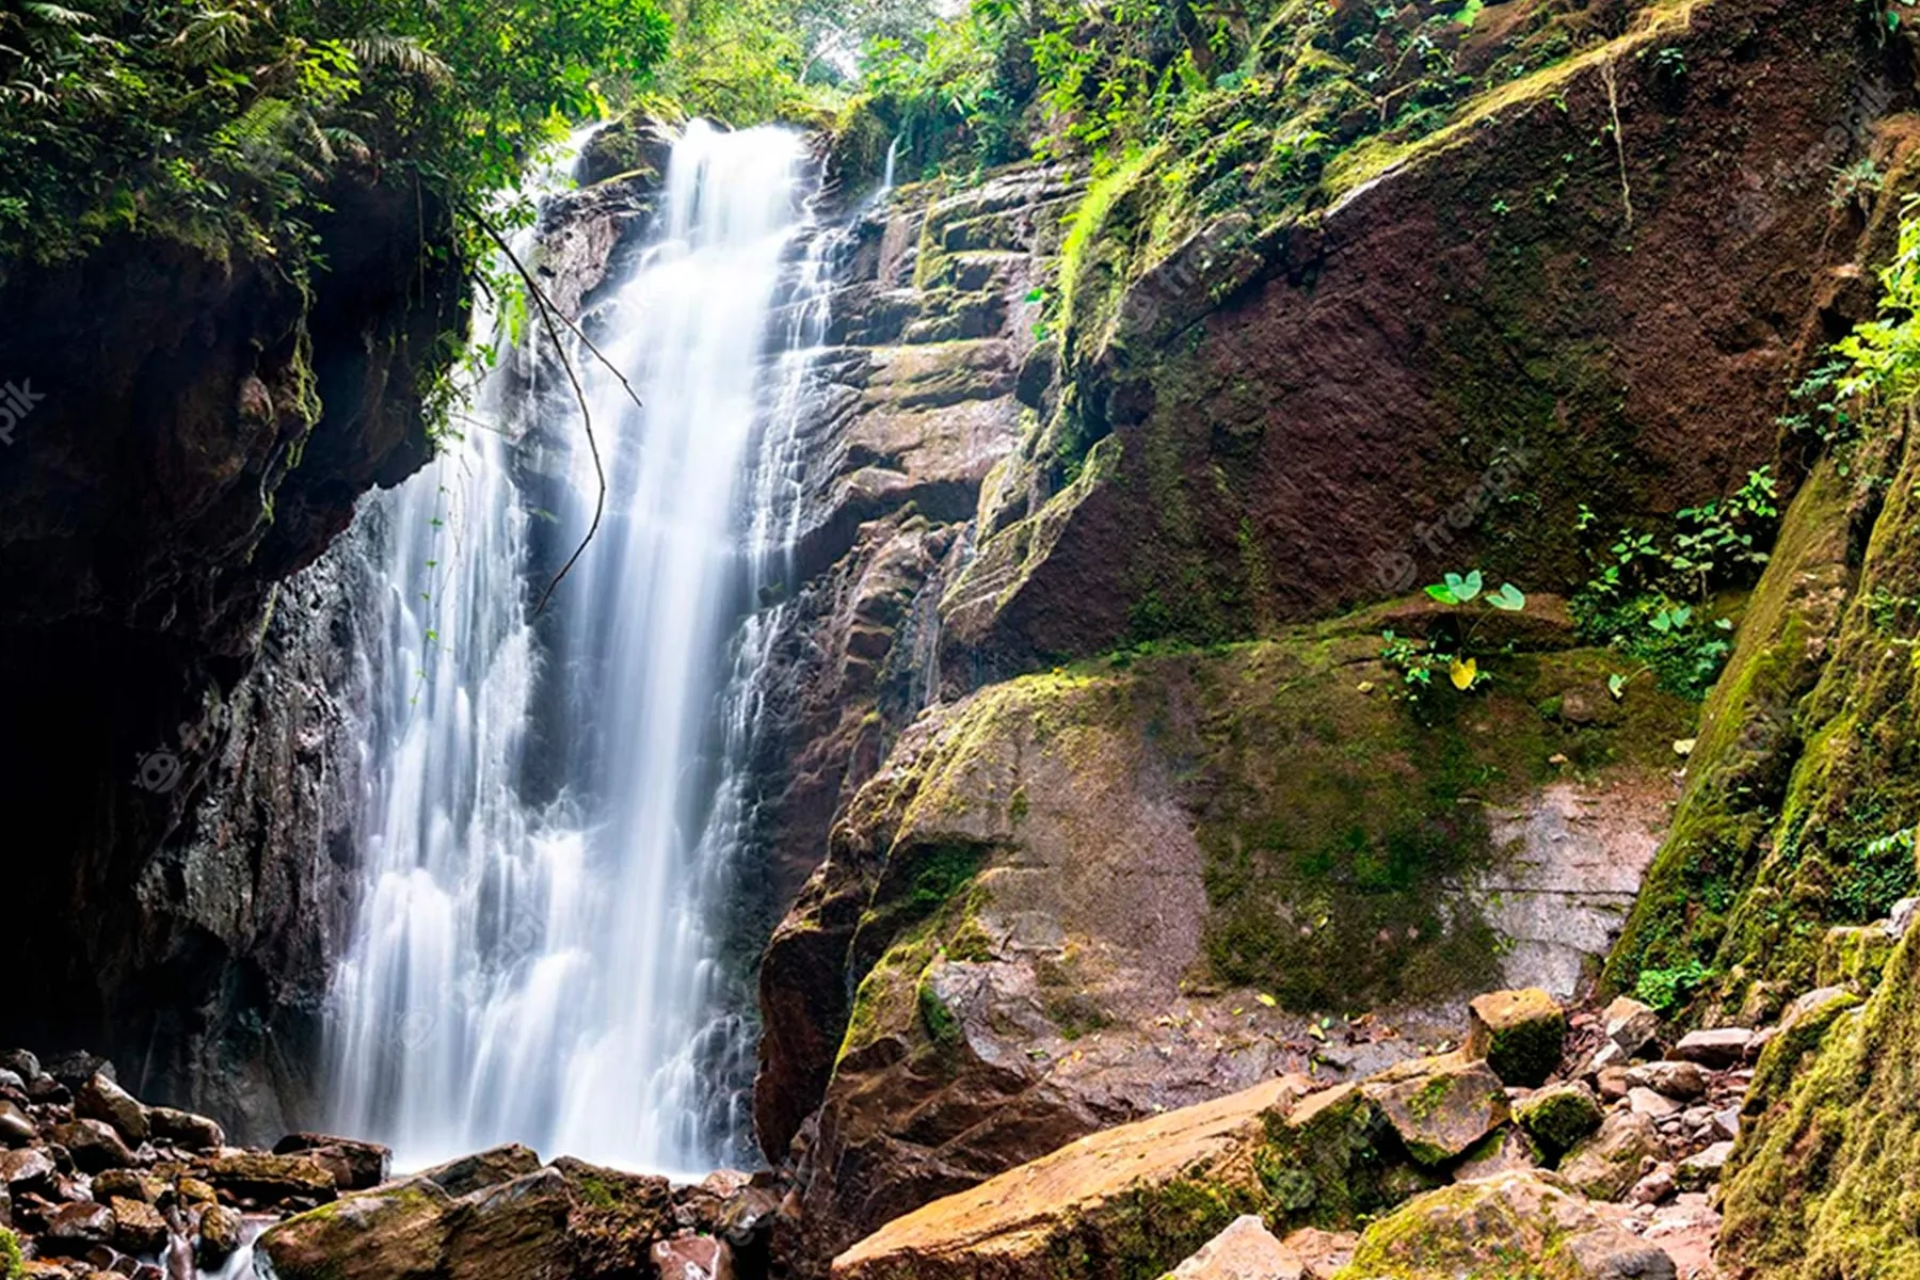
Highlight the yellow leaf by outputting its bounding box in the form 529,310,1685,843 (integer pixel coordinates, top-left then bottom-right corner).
1308,1024,1327,1042
1256,992,1277,1008
1450,657,1478,690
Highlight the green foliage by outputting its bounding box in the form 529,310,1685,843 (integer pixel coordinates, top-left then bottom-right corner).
0,0,672,268
1634,958,1713,1013
1832,193,1920,404
1381,571,1525,699
0,1229,20,1280
1573,468,1779,699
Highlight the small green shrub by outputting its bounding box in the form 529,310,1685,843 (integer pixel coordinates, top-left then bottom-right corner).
1635,958,1713,1013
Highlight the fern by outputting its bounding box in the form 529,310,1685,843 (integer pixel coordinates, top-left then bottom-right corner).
348,33,454,85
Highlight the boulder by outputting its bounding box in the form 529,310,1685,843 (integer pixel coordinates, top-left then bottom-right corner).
651,1234,730,1280
40,1201,113,1256
1602,997,1662,1057
0,1053,39,1082
1279,1226,1356,1278
1514,1083,1603,1157
1,1148,55,1193
1670,1028,1755,1068
1623,1061,1707,1101
274,1134,392,1191
1340,1171,1676,1278
0,1102,34,1146
1465,989,1567,1087
50,1120,132,1173
417,1145,542,1198
196,1152,337,1205
1629,1166,1678,1207
443,1168,572,1280
1454,1126,1542,1181
40,1054,112,1090
259,1177,454,1280
75,1074,149,1146
92,1170,162,1204
830,1076,1393,1280
147,1108,226,1153
1558,1111,1660,1202
109,1196,168,1254
1627,1087,1682,1120
1361,1055,1510,1166
196,1203,245,1267
1169,1215,1304,1279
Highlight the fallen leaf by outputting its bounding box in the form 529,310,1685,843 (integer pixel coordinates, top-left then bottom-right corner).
1674,737,1697,756
1450,657,1478,690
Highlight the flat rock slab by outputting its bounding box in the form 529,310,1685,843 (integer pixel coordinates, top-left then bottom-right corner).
1671,1028,1756,1068
832,1075,1351,1280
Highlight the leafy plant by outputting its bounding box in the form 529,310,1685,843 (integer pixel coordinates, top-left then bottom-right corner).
1635,958,1713,1014
1382,570,1526,699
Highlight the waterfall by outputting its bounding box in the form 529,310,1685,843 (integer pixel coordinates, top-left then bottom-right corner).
326,121,829,1176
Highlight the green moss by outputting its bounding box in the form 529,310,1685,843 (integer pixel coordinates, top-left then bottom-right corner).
0,1229,22,1280
917,975,961,1047
1515,1087,1602,1157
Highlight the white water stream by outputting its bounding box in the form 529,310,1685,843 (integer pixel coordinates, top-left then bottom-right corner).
326,122,830,1176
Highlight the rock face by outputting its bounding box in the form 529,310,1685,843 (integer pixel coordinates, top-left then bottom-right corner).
0,168,466,1138
932,0,1885,678
748,163,1083,1156
764,613,1690,1261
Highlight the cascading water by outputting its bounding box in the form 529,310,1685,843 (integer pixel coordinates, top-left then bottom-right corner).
327,121,830,1176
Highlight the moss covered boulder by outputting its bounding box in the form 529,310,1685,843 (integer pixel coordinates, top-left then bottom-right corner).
1334,1171,1676,1279
1360,1055,1509,1168
1466,989,1568,1088
829,1075,1405,1280
1515,1085,1604,1159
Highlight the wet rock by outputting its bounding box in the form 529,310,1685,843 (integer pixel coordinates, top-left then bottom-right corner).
1,1052,39,1081
651,1234,730,1280
259,1177,453,1280
1514,1083,1603,1157
177,1177,218,1206
1888,897,1918,939
273,1134,391,1191
442,1168,572,1280
196,1203,245,1267
0,1102,36,1146
1623,1060,1707,1101
1343,1171,1676,1279
146,1109,225,1153
1670,1028,1755,1068
1466,989,1567,1087
1363,1055,1509,1166
1559,1111,1661,1202
1603,997,1662,1057
76,1075,149,1145
91,1171,162,1204
109,1197,168,1254
1,1148,56,1194
41,1055,113,1091
1675,1141,1733,1191
41,1201,114,1255
50,1121,132,1174
1168,1215,1303,1280
196,1152,337,1205
417,1145,542,1198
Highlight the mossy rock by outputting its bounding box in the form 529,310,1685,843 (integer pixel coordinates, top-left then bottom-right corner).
1335,1170,1676,1279
1467,988,1568,1088
1514,1084,1603,1158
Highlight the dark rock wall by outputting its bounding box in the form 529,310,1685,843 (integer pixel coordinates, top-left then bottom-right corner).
0,173,465,1140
